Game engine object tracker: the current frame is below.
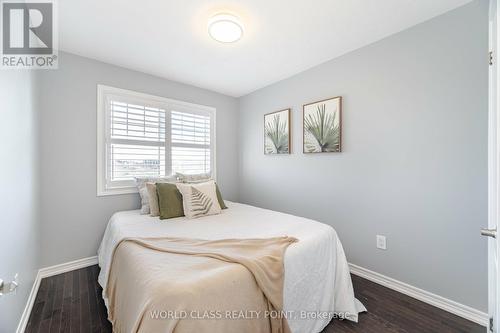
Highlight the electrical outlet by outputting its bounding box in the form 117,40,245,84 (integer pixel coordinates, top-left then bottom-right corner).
376,235,387,250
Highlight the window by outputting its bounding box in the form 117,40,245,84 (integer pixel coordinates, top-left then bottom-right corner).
97,85,215,196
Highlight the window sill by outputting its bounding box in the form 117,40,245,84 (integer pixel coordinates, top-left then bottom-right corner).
97,186,138,197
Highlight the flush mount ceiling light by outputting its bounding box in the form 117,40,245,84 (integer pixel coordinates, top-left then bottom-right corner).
208,14,243,43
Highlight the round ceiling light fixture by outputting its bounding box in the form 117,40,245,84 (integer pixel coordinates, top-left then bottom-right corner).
208,14,243,43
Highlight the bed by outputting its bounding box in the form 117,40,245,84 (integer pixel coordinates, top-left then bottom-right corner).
98,201,365,333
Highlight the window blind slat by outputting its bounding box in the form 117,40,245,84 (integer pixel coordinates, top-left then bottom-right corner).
110,100,166,145
171,111,210,147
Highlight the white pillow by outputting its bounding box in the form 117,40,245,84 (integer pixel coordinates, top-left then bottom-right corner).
176,172,212,183
135,176,177,214
176,180,221,219
138,187,150,214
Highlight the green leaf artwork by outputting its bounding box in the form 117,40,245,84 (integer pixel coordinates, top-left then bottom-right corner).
264,109,290,154
303,97,341,153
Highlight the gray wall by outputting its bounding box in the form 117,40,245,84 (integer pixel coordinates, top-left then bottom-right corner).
0,71,39,332
37,52,239,267
238,0,488,311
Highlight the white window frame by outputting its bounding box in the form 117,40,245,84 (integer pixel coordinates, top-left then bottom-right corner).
97,85,216,196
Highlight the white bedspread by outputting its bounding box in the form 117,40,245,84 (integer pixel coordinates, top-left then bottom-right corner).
98,201,365,333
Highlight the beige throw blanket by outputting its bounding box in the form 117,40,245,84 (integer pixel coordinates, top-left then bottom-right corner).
105,236,298,333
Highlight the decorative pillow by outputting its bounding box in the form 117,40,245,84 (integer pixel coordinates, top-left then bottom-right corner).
175,172,211,183
138,187,150,214
157,183,185,220
176,180,222,219
134,176,176,214
174,173,226,209
215,183,227,210
145,183,160,217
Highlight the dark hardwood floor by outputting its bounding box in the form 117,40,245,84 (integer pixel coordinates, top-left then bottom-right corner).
25,265,111,333
25,265,485,333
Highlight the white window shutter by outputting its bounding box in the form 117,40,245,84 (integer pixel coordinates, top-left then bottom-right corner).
171,110,211,175
97,85,216,196
108,100,166,182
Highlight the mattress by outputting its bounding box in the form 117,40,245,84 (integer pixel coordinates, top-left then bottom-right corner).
98,201,365,333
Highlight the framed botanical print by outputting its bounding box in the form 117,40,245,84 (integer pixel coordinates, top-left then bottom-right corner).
264,109,291,154
303,96,342,153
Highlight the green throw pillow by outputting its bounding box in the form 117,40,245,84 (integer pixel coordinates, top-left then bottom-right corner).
157,183,184,220
215,183,227,209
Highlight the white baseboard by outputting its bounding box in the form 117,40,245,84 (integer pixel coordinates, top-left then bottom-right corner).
16,256,98,333
15,270,42,333
348,263,488,327
38,256,98,279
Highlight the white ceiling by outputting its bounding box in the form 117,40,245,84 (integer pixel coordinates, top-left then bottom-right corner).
60,0,473,97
